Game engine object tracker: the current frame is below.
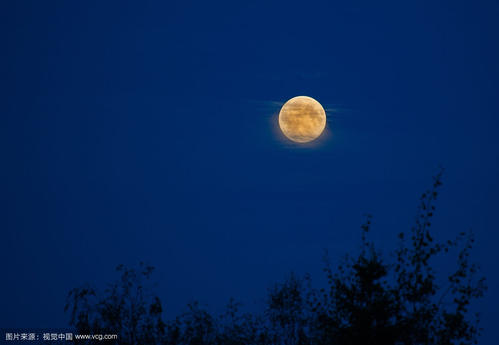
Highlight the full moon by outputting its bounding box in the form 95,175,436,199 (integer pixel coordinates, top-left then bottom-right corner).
278,96,326,143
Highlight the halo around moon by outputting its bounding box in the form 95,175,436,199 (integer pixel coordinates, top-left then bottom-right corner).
278,96,326,143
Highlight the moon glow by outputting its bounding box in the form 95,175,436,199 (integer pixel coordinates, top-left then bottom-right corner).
278,96,326,143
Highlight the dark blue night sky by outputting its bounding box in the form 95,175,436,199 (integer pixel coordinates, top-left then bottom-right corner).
1,1,498,343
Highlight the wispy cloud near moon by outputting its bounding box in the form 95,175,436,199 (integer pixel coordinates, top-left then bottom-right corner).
248,99,347,120
245,98,347,148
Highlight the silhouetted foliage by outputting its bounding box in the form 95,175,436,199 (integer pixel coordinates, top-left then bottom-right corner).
66,171,486,344
265,272,316,345
307,171,486,345
65,263,165,345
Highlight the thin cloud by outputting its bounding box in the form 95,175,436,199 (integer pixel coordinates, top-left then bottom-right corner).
246,99,352,120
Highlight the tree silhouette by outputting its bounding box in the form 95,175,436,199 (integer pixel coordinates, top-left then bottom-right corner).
265,272,316,345
65,263,165,345
66,171,486,345
309,170,486,345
